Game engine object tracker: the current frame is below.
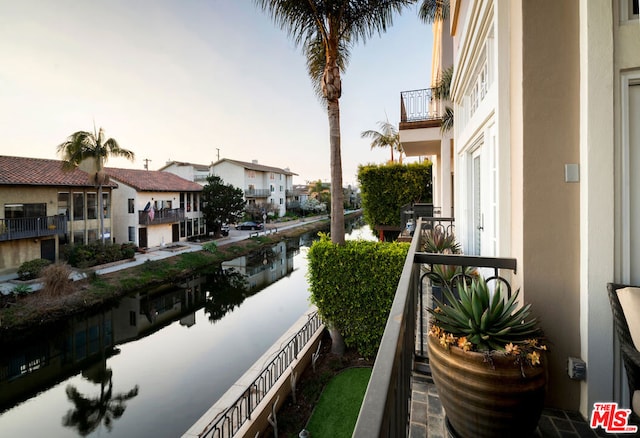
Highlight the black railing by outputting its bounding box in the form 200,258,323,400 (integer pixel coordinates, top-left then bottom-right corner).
0,215,67,241
353,219,518,437
138,208,185,225
199,311,324,438
245,189,270,198
400,88,441,123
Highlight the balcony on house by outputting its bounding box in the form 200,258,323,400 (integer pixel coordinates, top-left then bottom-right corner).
0,215,68,241
400,88,442,128
138,208,185,225
353,217,521,437
245,189,270,198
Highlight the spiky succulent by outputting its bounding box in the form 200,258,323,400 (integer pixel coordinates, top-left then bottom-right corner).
428,276,543,352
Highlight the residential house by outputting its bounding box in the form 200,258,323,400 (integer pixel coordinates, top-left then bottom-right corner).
210,159,296,218
104,167,204,249
401,0,640,420
0,155,117,274
158,161,212,185
286,184,310,212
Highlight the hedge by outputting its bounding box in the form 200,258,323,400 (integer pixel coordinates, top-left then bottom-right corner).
357,162,432,229
307,234,410,358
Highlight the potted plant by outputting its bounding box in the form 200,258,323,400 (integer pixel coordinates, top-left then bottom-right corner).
427,277,548,438
422,228,477,304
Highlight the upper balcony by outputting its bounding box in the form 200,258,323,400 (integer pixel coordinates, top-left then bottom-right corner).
245,189,270,198
399,88,446,158
0,215,68,242
138,208,185,226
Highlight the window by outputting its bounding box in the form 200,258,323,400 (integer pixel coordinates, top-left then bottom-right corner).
73,230,85,244
279,185,283,192
73,193,84,220
128,198,135,214
87,193,97,219
280,198,284,205
270,185,274,192
180,193,185,210
4,203,46,219
102,192,110,218
128,226,136,242
87,228,98,242
58,192,69,217
270,173,275,180
193,194,198,212
248,170,256,178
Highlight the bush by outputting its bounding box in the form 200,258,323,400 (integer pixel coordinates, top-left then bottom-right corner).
63,242,137,268
307,235,409,358
202,241,218,253
17,258,52,280
41,263,73,298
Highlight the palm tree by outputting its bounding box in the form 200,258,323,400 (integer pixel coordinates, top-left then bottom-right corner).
361,119,402,163
57,127,135,243
419,0,449,24
255,0,415,245
433,65,454,132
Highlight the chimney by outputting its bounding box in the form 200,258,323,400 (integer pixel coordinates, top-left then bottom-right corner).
252,159,258,164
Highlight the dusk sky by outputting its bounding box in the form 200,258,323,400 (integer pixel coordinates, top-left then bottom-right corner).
0,0,433,186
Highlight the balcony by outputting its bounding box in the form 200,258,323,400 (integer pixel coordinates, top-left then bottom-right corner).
138,208,185,225
245,189,270,198
0,215,68,242
353,218,519,436
399,88,442,130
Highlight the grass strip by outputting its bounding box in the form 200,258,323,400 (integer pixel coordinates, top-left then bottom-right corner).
305,367,372,438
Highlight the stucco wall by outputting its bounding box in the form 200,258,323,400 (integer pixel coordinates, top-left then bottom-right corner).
520,0,582,410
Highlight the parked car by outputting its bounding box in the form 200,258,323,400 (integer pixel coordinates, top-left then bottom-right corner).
236,221,263,231
220,224,230,236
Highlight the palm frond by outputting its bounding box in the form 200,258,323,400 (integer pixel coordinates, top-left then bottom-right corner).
419,0,449,24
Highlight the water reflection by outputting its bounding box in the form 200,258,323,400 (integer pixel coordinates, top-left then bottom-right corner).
63,360,139,436
0,217,370,437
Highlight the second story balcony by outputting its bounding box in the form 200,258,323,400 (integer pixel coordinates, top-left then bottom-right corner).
245,189,270,198
138,208,185,226
399,88,443,130
0,215,68,242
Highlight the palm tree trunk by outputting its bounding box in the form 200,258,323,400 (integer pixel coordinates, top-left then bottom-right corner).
98,183,105,244
328,98,345,246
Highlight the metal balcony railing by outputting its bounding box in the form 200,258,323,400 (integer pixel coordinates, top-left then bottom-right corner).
400,88,442,123
138,208,185,225
0,215,68,241
245,189,271,198
353,218,517,437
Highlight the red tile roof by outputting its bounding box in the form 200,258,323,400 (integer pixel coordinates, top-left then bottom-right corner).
0,155,114,187
105,167,203,192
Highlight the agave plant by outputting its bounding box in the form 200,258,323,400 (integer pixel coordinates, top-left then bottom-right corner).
422,228,461,254
428,276,546,365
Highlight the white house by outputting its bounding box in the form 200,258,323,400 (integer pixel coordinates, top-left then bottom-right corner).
105,167,204,248
211,159,297,218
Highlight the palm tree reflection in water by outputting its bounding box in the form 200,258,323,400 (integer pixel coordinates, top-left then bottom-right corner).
63,361,139,436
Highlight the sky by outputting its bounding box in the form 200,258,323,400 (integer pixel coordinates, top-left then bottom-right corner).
0,0,433,187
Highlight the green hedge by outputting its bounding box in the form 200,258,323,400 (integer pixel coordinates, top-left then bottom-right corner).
62,242,137,269
357,162,432,228
307,235,409,358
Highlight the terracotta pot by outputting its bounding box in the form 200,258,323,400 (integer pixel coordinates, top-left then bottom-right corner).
427,336,547,438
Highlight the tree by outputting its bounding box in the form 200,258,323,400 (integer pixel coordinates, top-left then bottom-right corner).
433,65,454,132
419,0,449,24
255,0,415,245
57,127,135,243
361,118,403,163
201,175,246,236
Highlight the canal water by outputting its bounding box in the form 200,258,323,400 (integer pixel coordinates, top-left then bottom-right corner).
0,219,375,438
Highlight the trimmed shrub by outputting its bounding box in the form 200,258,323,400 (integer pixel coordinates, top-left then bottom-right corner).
357,162,432,229
307,235,409,358
63,242,137,268
17,258,52,280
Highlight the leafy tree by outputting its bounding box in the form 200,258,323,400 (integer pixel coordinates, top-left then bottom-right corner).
255,0,415,245
201,175,246,235
361,118,403,163
57,127,135,243
433,65,454,132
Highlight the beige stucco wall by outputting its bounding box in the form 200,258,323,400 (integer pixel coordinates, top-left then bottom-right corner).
519,0,582,410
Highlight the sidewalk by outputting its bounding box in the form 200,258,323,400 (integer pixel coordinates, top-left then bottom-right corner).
0,214,331,296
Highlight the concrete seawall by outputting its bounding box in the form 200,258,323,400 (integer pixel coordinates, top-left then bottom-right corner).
183,307,324,438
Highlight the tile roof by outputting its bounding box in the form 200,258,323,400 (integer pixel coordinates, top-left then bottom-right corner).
0,155,115,187
105,167,203,192
213,158,297,176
